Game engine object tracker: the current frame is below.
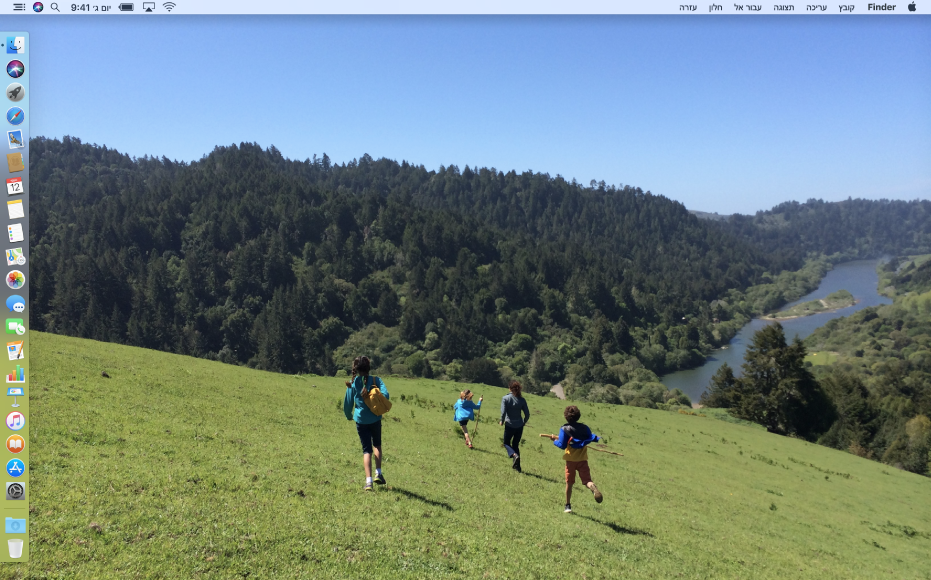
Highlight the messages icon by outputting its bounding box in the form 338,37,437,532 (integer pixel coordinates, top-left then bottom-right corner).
5,295,23,313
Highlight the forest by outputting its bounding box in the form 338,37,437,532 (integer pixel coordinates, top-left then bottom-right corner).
799,257,931,474
26,137,931,407
718,198,931,260
701,257,931,476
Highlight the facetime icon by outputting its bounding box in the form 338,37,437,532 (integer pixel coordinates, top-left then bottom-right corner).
5,318,24,334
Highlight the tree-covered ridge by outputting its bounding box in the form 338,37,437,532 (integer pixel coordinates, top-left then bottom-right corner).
719,198,931,262
402,166,791,309
26,137,931,411
800,259,931,475
27,137,777,389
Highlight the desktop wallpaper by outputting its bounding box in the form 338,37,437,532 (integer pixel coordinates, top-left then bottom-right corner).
6,14,931,577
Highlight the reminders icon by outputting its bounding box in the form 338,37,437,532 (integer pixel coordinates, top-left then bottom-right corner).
7,224,22,243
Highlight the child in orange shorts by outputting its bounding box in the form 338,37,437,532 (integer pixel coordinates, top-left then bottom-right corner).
544,405,603,513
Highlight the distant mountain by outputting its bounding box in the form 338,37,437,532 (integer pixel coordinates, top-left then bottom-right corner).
721,198,931,261
689,210,732,222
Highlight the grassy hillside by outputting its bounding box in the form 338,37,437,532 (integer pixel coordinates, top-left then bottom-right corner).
21,332,931,579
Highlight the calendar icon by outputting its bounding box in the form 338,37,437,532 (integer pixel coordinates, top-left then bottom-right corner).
6,178,22,196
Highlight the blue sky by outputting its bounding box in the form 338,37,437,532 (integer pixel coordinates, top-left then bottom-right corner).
17,15,931,214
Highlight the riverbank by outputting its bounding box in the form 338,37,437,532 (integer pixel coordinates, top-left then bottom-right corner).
762,290,858,321
660,260,891,404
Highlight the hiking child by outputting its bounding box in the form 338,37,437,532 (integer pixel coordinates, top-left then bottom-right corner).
543,405,603,513
343,356,390,491
454,390,483,449
499,381,530,472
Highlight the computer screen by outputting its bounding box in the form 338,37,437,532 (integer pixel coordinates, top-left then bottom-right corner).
2,2,930,575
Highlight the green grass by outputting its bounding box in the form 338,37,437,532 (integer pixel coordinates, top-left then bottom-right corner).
899,254,931,270
880,254,931,297
19,332,931,578
804,351,840,366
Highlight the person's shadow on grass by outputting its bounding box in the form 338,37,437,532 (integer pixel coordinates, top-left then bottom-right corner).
571,513,653,537
469,446,495,455
521,471,561,485
388,487,454,511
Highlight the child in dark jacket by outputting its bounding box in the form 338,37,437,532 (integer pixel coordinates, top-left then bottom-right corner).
544,405,603,513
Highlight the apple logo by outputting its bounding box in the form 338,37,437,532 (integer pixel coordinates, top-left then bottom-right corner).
909,1,916,10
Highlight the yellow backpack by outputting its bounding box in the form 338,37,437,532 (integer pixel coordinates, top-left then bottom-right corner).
362,376,392,416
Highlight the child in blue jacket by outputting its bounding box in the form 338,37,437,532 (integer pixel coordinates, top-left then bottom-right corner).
343,356,390,491
543,405,603,513
453,390,483,449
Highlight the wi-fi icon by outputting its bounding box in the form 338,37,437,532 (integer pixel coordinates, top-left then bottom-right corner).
162,1,175,10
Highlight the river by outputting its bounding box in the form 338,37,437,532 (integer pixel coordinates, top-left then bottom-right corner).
660,259,892,404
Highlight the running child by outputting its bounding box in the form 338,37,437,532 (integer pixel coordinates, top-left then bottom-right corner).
453,389,483,449
500,381,530,472
343,356,390,491
543,405,603,513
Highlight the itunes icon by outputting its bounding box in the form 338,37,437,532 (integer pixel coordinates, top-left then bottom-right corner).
5,411,23,431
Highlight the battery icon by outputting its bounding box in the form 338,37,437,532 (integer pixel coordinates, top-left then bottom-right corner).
119,2,133,9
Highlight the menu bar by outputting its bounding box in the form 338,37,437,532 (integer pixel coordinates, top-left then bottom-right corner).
682,1,915,11
0,0,925,14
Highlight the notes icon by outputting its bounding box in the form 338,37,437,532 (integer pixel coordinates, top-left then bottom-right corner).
6,200,23,220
